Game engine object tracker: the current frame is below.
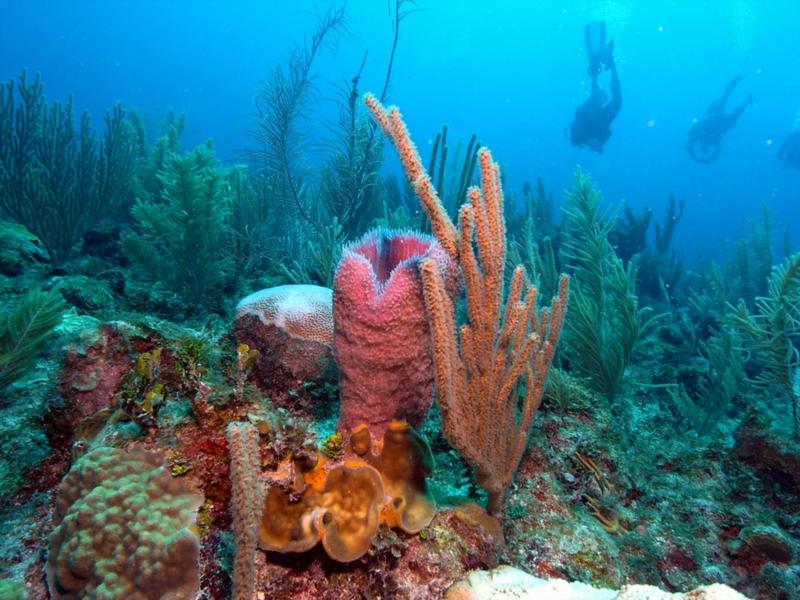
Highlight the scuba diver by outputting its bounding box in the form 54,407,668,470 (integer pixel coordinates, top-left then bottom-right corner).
569,21,622,153
686,75,753,163
777,129,800,170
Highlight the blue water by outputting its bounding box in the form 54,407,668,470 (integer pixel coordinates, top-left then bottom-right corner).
2,0,798,258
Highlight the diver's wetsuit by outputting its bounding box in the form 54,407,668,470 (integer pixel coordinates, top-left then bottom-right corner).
686,75,752,163
570,22,622,153
777,130,800,169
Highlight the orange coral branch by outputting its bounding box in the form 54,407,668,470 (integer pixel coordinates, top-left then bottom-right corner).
575,450,614,495
364,93,459,259
584,495,629,535
368,93,570,516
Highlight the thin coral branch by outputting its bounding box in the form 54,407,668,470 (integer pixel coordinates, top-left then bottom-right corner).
371,94,569,515
253,5,345,235
364,94,459,258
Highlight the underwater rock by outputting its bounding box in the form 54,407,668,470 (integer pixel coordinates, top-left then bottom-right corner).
60,323,132,419
734,415,800,493
54,274,116,312
0,221,48,277
737,525,796,565
444,566,614,600
452,503,506,550
81,223,126,264
97,268,127,296
444,565,752,600
333,229,459,437
234,284,334,385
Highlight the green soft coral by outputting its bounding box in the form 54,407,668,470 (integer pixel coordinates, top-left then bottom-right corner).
123,142,231,308
728,251,800,437
0,288,65,397
560,169,660,400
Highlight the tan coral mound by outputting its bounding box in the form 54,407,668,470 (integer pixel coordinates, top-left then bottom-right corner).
47,447,203,600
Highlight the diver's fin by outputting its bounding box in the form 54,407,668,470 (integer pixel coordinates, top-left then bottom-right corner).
601,38,616,69
585,22,615,74
585,21,607,55
585,21,607,75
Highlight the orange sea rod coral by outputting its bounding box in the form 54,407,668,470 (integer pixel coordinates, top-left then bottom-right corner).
365,93,569,516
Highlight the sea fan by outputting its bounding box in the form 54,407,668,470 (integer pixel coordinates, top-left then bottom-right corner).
0,289,66,397
728,251,800,436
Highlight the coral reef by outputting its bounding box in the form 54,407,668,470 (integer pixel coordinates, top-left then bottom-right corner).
234,284,335,385
256,421,435,562
1,37,799,600
47,447,202,599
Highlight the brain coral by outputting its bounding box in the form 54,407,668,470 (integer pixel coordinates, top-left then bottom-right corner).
234,284,334,383
47,447,203,600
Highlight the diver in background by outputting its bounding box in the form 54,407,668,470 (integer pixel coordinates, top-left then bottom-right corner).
686,75,753,163
569,21,622,154
777,129,800,169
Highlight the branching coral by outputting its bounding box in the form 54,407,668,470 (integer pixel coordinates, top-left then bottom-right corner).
667,325,745,434
0,70,137,266
365,94,568,516
728,251,800,438
252,5,345,235
122,142,231,308
561,169,659,400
